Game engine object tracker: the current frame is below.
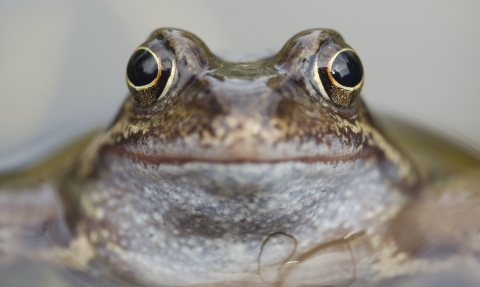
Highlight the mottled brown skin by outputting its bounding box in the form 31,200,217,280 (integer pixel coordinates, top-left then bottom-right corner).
1,28,480,287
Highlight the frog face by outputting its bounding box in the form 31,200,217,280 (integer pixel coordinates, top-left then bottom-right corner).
93,28,409,169
74,26,419,251
71,28,419,285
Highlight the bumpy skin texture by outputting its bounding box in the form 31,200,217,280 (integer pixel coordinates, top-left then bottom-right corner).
1,28,479,287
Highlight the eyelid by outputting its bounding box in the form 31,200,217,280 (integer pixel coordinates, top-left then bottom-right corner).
313,53,329,101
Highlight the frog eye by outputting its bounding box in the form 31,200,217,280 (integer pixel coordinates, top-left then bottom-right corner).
126,47,176,107
313,48,364,108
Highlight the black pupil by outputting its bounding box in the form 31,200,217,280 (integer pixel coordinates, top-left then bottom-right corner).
330,50,363,88
127,49,158,86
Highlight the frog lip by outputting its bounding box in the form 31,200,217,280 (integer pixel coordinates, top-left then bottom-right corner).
130,154,373,165
99,130,379,164
101,145,377,165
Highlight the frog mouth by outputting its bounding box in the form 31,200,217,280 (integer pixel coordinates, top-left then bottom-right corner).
101,144,379,165
98,126,384,165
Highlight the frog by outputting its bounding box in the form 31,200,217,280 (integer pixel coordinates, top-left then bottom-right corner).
1,28,479,287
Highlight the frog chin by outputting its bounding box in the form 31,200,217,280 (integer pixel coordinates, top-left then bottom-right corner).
78,154,408,284
91,152,403,237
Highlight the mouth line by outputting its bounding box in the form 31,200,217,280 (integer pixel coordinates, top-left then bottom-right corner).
101,145,378,165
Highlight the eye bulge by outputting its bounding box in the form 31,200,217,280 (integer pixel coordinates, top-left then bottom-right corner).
313,35,364,109
125,29,363,109
126,38,176,108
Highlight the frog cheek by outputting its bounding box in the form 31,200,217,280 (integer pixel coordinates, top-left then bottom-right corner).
126,46,176,107
313,48,364,108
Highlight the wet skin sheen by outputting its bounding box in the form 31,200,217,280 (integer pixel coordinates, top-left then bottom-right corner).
1,28,480,287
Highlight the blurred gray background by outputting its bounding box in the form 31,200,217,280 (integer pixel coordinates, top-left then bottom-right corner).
1,0,479,171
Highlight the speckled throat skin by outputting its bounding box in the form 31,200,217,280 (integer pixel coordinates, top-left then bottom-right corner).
66,28,421,286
